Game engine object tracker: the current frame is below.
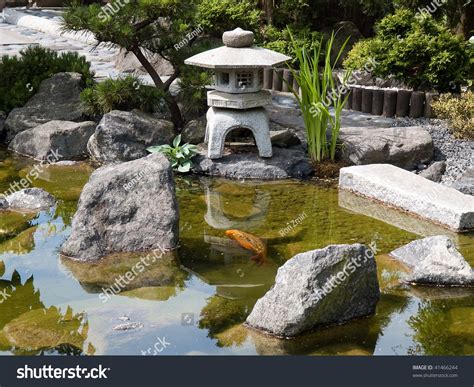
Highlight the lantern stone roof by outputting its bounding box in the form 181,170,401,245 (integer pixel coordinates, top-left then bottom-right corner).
184,27,291,69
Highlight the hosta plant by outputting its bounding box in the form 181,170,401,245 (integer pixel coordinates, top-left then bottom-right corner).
147,135,198,173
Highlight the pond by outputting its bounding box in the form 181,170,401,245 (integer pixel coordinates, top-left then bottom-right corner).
0,146,472,356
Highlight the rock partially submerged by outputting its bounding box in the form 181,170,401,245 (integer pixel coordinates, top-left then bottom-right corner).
339,164,474,232
5,73,86,140
246,244,380,337
390,236,473,287
193,145,313,180
87,110,175,165
3,188,56,211
9,120,96,161
61,153,179,261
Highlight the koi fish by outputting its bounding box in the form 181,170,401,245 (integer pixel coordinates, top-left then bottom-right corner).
225,229,266,264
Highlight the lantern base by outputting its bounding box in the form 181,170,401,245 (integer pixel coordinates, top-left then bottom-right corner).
205,107,272,159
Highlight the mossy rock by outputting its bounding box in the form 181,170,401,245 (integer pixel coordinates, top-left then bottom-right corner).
199,295,249,335
0,260,4,277
1,306,89,353
19,162,94,201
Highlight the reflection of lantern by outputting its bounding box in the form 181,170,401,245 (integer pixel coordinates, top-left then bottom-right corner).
185,28,291,159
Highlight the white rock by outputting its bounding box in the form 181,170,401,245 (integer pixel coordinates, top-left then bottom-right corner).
339,164,474,232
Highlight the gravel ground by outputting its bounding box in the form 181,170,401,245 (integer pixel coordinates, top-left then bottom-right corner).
394,117,473,186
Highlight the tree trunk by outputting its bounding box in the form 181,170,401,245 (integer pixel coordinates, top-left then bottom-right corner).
261,0,274,24
131,46,184,130
453,2,473,39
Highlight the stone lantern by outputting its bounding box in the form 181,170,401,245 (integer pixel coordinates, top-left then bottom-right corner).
185,28,291,159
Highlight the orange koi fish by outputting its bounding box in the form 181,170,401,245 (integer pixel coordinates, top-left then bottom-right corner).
225,229,267,264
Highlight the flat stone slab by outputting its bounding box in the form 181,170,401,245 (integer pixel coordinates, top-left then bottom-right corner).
339,164,474,232
0,28,34,45
193,145,313,179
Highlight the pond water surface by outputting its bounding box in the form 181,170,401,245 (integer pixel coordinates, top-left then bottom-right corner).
0,147,472,356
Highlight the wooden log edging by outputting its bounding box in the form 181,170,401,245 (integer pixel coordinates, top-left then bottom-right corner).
262,68,439,118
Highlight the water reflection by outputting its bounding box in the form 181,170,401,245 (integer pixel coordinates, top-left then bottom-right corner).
0,264,94,355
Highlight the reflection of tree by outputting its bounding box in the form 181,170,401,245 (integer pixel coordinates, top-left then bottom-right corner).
199,295,249,339
407,298,474,356
0,264,94,355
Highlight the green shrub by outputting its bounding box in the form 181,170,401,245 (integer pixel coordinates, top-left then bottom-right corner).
432,92,474,140
0,45,94,114
80,76,164,116
261,25,322,67
343,8,472,92
196,0,262,37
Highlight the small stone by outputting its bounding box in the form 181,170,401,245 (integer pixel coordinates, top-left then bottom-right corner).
390,236,473,286
222,28,254,47
6,188,56,211
419,161,446,183
113,322,143,331
270,129,301,148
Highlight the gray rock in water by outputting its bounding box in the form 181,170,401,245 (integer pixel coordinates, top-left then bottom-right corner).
419,161,446,182
246,244,380,337
390,236,473,286
181,116,206,145
5,73,86,140
451,167,474,196
193,146,313,180
338,126,434,170
88,110,175,165
61,153,179,261
9,120,96,161
5,188,56,211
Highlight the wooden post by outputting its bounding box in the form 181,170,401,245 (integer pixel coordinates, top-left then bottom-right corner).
282,69,293,93
361,88,373,113
396,90,412,117
352,87,362,111
371,89,384,115
292,76,299,95
409,91,425,118
383,90,397,117
344,89,352,110
424,92,439,118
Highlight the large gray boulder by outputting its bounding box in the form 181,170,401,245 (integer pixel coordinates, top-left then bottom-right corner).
390,236,473,286
193,145,313,180
60,153,179,261
451,167,474,196
339,126,434,170
5,73,86,140
246,244,380,337
9,120,96,161
87,110,175,165
4,188,56,211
